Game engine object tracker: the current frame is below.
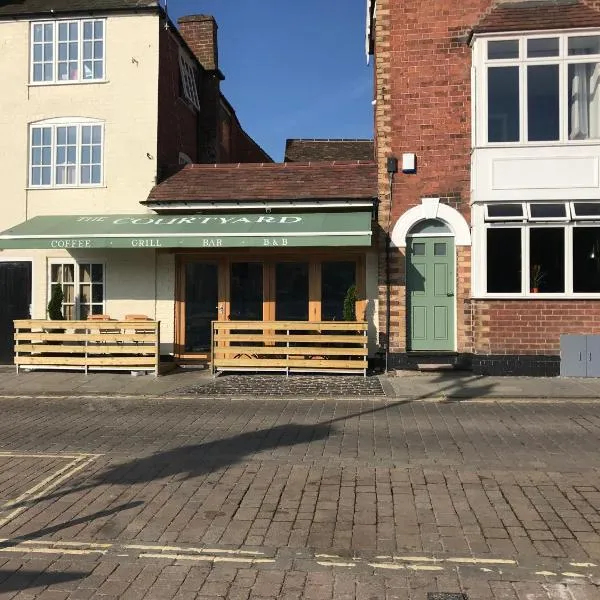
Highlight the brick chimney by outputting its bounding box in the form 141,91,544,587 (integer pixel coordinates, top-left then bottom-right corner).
177,14,219,71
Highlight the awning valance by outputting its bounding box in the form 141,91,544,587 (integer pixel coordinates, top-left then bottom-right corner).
0,212,372,249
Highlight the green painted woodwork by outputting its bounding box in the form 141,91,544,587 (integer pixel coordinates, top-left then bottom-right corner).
407,236,455,351
0,212,372,249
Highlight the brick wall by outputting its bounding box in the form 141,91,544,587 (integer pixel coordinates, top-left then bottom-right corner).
470,300,600,355
156,22,199,181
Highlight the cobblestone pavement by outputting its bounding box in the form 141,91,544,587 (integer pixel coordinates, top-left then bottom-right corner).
180,374,385,397
1,396,600,598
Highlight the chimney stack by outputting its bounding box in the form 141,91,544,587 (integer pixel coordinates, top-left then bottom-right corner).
177,14,219,71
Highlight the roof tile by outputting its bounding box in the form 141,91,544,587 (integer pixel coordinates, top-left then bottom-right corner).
146,161,377,203
473,0,600,34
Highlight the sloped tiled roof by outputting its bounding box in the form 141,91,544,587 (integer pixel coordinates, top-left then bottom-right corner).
284,139,374,162
473,0,600,34
146,162,377,203
0,0,158,18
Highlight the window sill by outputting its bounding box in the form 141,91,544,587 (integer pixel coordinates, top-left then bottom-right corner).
472,294,600,300
474,140,600,149
28,79,109,87
27,184,106,191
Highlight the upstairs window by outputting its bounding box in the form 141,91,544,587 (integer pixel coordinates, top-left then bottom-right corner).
483,34,600,143
30,119,103,188
31,19,105,84
178,52,200,110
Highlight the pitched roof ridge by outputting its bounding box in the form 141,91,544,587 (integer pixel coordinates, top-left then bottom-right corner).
185,160,376,170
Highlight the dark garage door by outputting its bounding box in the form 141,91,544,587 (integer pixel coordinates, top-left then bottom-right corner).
0,262,32,364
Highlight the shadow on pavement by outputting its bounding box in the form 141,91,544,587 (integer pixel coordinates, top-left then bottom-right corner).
0,569,89,592
5,372,493,513
0,501,142,549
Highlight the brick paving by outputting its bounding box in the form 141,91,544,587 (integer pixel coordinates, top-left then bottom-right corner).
180,374,386,397
0,397,600,598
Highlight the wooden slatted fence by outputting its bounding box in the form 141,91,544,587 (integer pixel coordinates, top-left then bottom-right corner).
212,320,368,376
14,320,160,376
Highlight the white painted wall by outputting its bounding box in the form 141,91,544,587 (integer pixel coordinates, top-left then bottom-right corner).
0,13,160,232
472,145,600,201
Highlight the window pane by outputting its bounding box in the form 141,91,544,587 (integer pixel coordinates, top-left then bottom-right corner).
573,202,600,217
91,264,103,281
33,64,43,81
43,64,53,81
486,204,524,219
230,262,263,320
81,264,91,282
434,243,447,256
568,63,600,140
569,36,600,56
58,22,68,40
91,165,101,183
530,228,564,292
322,261,356,321
80,284,90,303
488,66,520,142
81,166,91,184
529,203,567,219
574,227,600,292
527,38,559,58
487,228,521,292
42,147,52,163
488,40,519,60
92,284,103,303
528,65,559,141
33,24,43,42
93,61,103,79
83,21,93,39
41,168,51,185
412,243,425,256
94,21,104,38
63,265,74,282
275,263,308,321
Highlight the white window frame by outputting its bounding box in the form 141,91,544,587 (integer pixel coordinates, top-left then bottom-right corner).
30,19,106,85
178,51,201,111
475,30,600,146
48,260,105,320
474,201,600,298
29,117,104,188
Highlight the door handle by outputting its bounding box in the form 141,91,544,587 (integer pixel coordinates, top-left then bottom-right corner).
447,292,454,297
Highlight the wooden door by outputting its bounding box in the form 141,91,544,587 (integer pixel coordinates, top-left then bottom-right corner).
406,237,455,351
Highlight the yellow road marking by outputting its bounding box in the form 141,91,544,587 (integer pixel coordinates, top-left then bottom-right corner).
124,544,264,556
0,453,99,528
138,552,275,564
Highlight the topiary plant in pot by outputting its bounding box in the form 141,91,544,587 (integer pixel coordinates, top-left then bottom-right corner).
47,284,65,341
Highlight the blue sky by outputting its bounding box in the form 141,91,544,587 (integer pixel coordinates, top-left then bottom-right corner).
166,1,373,161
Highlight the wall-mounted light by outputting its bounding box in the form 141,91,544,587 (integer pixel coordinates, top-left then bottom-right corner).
402,152,416,173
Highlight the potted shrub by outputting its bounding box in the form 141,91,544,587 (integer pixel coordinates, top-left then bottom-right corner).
530,264,545,293
47,284,64,320
343,284,357,321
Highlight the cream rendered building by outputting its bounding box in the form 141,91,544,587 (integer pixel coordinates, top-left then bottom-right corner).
0,0,269,362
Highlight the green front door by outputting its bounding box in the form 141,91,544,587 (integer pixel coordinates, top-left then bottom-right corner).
406,236,455,351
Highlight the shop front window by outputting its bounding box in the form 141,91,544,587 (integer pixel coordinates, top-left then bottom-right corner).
321,261,356,320
275,262,309,321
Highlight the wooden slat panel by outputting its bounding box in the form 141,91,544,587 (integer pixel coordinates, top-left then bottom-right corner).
16,356,156,366
15,320,158,330
15,333,156,343
214,334,367,344
213,346,367,356
214,358,368,369
212,321,368,331
16,344,156,355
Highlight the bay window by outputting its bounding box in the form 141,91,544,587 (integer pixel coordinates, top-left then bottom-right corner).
483,33,600,144
481,202,600,295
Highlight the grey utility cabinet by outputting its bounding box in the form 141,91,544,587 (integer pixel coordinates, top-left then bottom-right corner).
560,335,600,377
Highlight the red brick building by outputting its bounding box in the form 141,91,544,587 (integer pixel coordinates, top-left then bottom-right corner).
368,0,600,375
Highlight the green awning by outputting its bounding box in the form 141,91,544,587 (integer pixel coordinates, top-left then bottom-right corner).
0,212,372,250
